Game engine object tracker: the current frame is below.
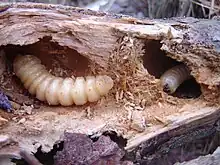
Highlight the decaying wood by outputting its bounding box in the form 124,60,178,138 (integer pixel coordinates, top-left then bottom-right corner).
175,146,220,165
0,2,182,68
0,3,219,92
125,107,220,164
0,2,220,163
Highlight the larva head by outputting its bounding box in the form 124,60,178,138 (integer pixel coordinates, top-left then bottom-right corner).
161,77,178,94
13,55,41,72
163,83,174,94
95,75,114,96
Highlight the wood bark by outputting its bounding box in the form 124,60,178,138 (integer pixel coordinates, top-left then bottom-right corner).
0,2,220,163
0,3,219,87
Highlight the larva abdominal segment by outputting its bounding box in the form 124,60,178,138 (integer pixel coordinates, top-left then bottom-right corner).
13,55,114,106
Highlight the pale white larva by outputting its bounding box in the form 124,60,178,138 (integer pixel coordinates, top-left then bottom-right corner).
13,55,114,106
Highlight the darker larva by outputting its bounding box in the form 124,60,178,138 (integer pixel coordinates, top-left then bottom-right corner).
160,64,192,94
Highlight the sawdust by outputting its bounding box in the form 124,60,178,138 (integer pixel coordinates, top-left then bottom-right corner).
91,35,192,122
93,35,164,110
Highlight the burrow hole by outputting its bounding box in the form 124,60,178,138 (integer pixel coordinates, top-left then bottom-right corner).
89,130,128,148
1,37,95,102
12,131,127,165
3,36,91,78
142,40,201,99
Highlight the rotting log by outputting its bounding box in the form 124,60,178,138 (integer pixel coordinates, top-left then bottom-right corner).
0,2,220,163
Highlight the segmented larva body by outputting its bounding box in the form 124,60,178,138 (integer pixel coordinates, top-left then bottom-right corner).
160,64,191,94
13,55,114,106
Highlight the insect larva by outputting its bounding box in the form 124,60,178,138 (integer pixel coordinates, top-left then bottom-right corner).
13,55,114,106
160,64,191,94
